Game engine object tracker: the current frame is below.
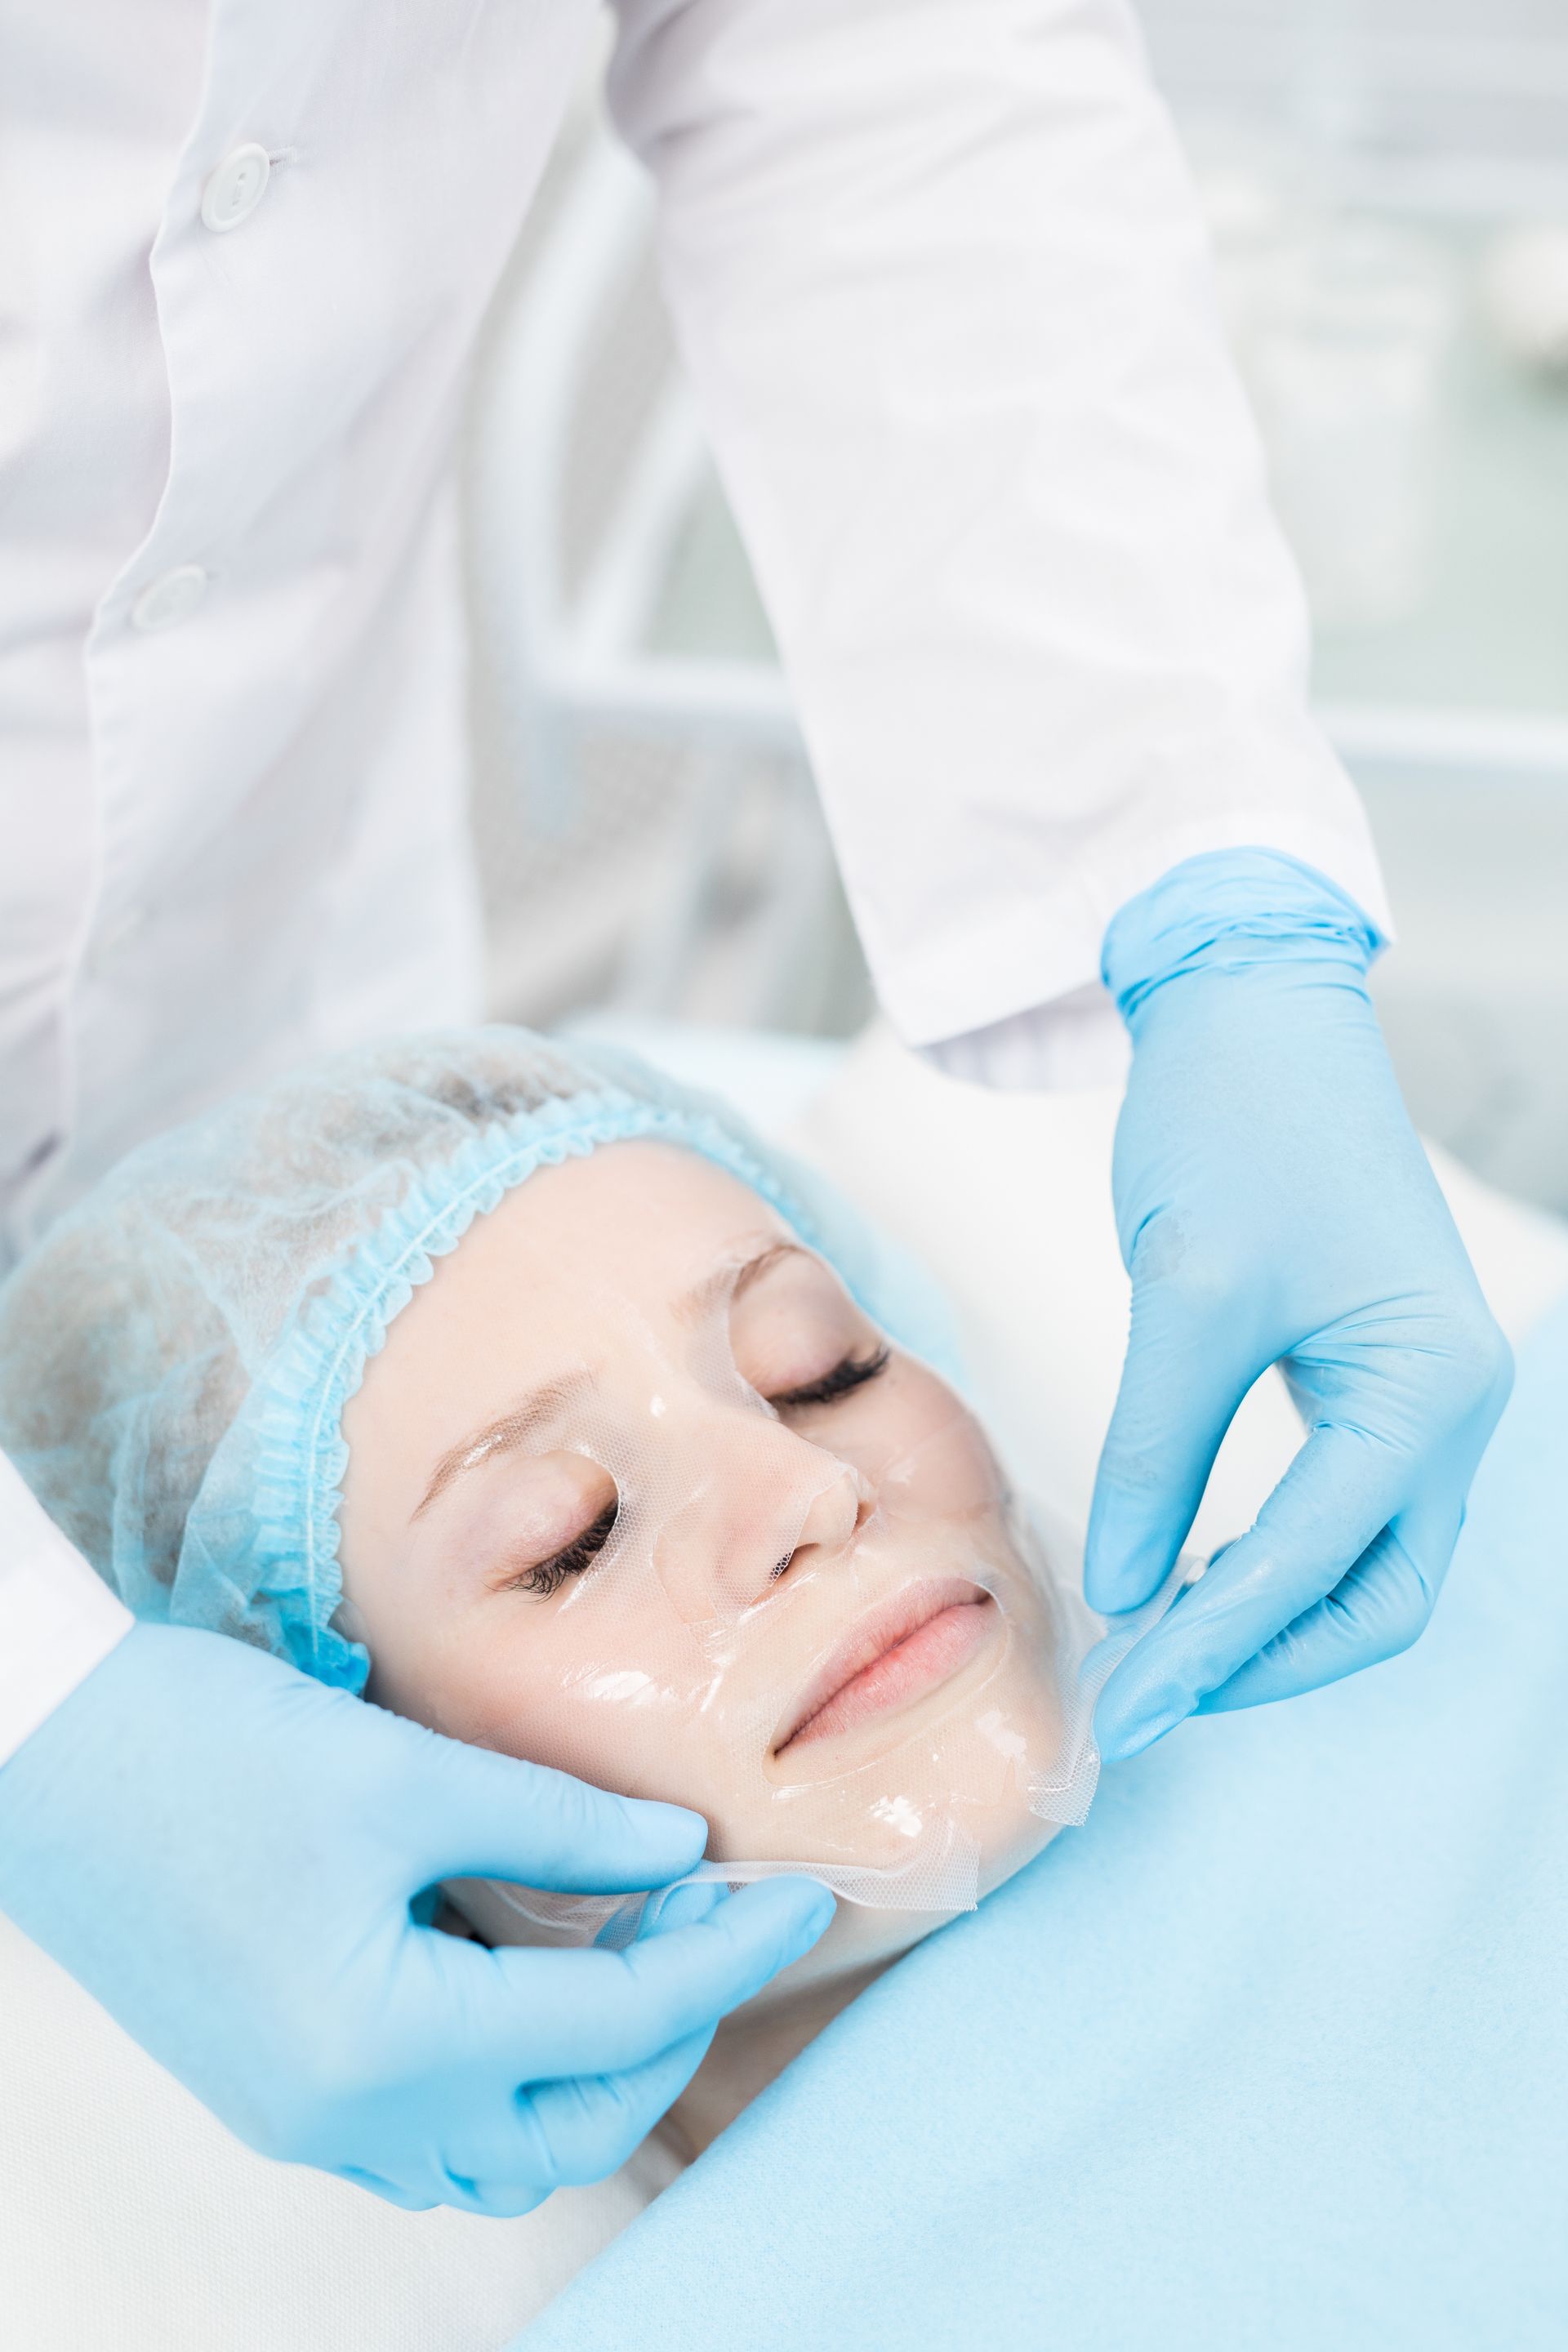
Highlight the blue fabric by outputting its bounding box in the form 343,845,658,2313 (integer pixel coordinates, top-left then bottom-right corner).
517,1288,1568,2352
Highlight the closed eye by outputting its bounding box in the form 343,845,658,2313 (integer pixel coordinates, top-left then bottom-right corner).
505,1500,618,1599
499,1348,887,1596
770,1344,890,1413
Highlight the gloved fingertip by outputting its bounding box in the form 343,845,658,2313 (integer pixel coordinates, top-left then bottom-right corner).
614,1796,710,1869
1082,1547,1162,1619
629,1796,709,1838
800,1883,839,1937
1094,1701,1189,1764
639,1878,726,1937
1083,1489,1174,1612
787,1890,838,1961
741,1874,837,1959
1083,1572,1137,1619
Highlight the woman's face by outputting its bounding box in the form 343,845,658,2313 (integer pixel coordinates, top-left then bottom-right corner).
338,1143,1070,1981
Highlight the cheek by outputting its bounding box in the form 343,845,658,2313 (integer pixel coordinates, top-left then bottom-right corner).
798,1352,990,1494
869,1381,1006,1523
383,1598,753,1816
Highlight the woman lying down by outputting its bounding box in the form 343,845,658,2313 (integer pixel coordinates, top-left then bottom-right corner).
0,1027,1118,2176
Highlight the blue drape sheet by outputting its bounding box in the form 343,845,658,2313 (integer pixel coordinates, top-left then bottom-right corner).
517,1293,1568,2351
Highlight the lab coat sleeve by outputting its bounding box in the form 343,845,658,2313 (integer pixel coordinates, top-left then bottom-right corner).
605,0,1391,1080
0,1451,133,1765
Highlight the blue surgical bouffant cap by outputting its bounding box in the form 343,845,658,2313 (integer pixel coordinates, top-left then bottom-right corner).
0,1028,961,1692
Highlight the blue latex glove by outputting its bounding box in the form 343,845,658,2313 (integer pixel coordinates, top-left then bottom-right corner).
1086,849,1512,1762
0,1624,833,2213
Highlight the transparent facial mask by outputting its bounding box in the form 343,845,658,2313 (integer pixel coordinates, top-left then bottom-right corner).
340,1221,1169,1947
446,1508,1179,1951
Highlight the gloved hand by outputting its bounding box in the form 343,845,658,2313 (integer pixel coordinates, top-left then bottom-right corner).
1086,849,1512,1762
0,1622,832,2213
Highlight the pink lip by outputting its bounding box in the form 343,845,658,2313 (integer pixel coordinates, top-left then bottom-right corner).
772,1577,997,1755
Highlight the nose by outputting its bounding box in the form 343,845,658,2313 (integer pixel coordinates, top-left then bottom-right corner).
654,1411,875,1624
770,1451,875,1588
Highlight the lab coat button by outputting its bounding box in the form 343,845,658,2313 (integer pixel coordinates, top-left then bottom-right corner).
131,567,208,633
201,145,271,234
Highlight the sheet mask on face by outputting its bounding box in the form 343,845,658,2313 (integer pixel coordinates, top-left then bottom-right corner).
0,1029,1156,1950
330,1139,1124,1946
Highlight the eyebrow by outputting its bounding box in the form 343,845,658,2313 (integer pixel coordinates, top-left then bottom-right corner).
411,1372,592,1521
670,1238,804,1329
409,1241,805,1522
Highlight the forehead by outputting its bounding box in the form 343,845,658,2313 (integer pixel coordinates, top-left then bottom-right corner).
341,1142,804,1508
403,1139,795,1348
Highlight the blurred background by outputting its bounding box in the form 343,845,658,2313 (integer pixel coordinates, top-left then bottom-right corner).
460,0,1568,1212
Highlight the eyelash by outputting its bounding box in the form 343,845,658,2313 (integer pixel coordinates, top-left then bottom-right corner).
769,1342,891,1413
507,1502,618,1598
505,1347,889,1598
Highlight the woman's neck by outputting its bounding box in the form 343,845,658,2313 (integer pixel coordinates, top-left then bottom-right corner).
659,1958,891,2161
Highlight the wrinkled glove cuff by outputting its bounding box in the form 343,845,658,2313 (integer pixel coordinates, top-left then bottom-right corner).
1102,849,1388,1027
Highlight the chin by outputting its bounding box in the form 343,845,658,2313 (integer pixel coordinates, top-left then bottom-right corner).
755,1812,1060,2004
747,1893,951,2007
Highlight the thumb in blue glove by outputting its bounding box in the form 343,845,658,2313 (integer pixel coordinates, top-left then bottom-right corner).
0,1622,834,2215
1085,849,1512,1763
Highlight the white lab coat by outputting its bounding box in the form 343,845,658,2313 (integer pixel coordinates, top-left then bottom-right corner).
0,0,1388,1751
